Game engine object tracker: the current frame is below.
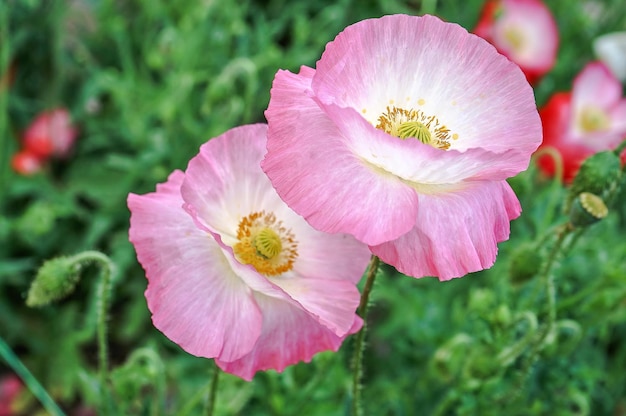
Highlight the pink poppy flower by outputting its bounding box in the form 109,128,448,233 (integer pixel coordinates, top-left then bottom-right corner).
473,0,558,85
23,108,78,159
128,124,369,380
537,61,626,182
262,14,541,280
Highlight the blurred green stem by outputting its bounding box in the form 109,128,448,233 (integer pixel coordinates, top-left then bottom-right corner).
0,335,66,416
204,363,220,416
177,361,220,416
351,255,380,416
532,146,565,230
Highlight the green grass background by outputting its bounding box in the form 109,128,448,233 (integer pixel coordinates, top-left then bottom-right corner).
1,0,626,414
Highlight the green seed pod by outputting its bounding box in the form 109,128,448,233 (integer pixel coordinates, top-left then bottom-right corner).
569,192,608,227
26,256,81,307
567,151,621,210
509,242,543,285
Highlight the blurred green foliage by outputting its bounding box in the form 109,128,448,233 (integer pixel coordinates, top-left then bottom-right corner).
1,0,625,415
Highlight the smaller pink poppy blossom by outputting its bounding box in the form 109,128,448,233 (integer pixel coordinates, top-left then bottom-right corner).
474,0,558,85
23,109,78,159
11,149,44,175
128,124,369,380
263,15,541,280
537,61,626,182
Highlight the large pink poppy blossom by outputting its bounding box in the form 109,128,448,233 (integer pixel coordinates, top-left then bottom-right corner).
473,0,558,85
128,124,369,380
262,14,542,280
537,61,626,182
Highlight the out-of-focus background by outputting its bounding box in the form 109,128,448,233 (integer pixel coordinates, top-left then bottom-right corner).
1,1,625,414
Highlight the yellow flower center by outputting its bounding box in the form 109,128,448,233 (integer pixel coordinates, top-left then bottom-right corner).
503,27,526,54
579,106,610,133
376,106,455,150
233,211,298,276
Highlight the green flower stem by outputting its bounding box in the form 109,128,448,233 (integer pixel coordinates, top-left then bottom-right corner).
532,146,565,184
65,250,115,415
71,251,115,392
204,362,220,416
351,255,381,416
516,223,572,388
496,311,539,367
0,335,66,416
177,361,220,416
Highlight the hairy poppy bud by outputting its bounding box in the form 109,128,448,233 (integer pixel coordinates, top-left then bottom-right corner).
26,257,81,307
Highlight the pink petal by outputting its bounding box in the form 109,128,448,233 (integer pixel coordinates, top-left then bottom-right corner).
608,100,626,136
181,124,287,246
572,61,622,110
216,294,362,381
271,276,361,336
290,226,370,285
128,171,263,362
371,180,521,280
311,14,541,157
263,68,419,246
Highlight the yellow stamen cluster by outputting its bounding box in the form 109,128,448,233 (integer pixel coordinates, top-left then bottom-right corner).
376,106,453,150
233,211,298,276
579,106,610,133
503,27,526,54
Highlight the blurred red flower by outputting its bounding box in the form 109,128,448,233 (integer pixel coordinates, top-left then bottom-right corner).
10,150,45,176
0,374,22,416
22,108,78,159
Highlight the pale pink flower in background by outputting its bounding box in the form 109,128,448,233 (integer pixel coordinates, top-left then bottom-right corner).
473,0,558,85
23,108,78,159
128,124,369,380
262,14,542,280
569,62,626,147
537,61,626,182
